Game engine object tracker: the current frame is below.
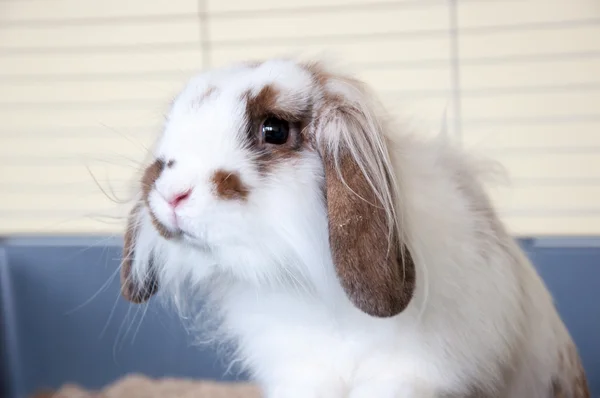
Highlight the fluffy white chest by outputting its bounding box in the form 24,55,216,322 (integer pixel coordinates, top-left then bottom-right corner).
220,287,444,397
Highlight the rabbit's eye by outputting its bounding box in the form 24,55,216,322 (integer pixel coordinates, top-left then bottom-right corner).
262,117,289,145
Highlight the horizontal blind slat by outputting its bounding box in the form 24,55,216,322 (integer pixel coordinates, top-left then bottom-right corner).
458,0,598,27
0,21,201,50
0,80,184,103
209,6,449,42
463,122,600,150
1,0,198,21
207,0,440,13
0,51,203,76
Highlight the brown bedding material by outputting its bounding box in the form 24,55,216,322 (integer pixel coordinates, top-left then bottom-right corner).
30,374,261,398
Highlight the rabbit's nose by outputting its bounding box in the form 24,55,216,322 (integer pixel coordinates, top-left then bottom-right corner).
167,189,192,209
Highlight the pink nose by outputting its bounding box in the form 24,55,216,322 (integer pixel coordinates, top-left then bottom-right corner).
168,189,192,208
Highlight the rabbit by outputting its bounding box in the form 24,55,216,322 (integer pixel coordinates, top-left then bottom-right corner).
118,58,589,398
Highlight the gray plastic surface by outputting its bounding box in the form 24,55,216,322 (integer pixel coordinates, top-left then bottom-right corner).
0,237,246,398
0,237,598,398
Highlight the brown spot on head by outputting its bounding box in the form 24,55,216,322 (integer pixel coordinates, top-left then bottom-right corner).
243,84,313,174
245,85,288,122
302,60,332,86
211,169,249,201
166,159,175,168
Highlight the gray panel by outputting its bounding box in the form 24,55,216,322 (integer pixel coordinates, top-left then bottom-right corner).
523,244,600,396
1,240,245,398
1,247,21,398
0,237,598,398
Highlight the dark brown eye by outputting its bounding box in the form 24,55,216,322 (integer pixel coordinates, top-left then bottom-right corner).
262,117,289,145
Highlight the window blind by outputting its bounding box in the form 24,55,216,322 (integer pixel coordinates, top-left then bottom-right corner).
0,0,598,236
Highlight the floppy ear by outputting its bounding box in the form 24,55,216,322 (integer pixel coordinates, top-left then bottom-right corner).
120,202,159,304
317,77,416,318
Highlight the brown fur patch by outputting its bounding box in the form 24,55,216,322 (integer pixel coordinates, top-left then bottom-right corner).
245,85,304,123
243,85,312,174
550,343,590,397
211,169,249,200
245,85,278,120
303,60,333,87
140,159,174,239
303,60,417,317
141,159,164,198
149,212,175,240
323,144,415,318
120,202,160,304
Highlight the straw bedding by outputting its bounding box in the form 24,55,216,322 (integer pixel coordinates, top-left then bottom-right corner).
30,374,261,398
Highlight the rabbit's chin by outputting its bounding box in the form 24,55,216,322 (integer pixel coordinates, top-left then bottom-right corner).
180,231,211,251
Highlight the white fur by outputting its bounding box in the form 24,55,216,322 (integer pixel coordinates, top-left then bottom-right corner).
127,59,576,397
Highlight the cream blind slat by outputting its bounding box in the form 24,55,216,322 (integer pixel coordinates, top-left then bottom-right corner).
1,80,184,103
0,51,203,76
0,0,598,236
2,192,130,214
209,7,448,42
461,92,600,119
459,25,600,58
0,108,166,129
457,0,597,27
499,186,600,210
358,68,451,92
0,22,200,49
1,163,140,186
1,0,198,21
1,133,153,161
206,0,441,13
490,154,599,180
500,217,600,237
460,60,600,90
463,123,600,149
0,217,128,236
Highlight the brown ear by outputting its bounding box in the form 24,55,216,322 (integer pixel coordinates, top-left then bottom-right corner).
319,97,415,318
120,203,159,304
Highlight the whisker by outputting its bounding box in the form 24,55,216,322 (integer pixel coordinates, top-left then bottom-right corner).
100,290,124,340
64,264,121,315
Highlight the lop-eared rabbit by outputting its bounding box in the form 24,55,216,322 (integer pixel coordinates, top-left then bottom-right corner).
119,58,589,398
